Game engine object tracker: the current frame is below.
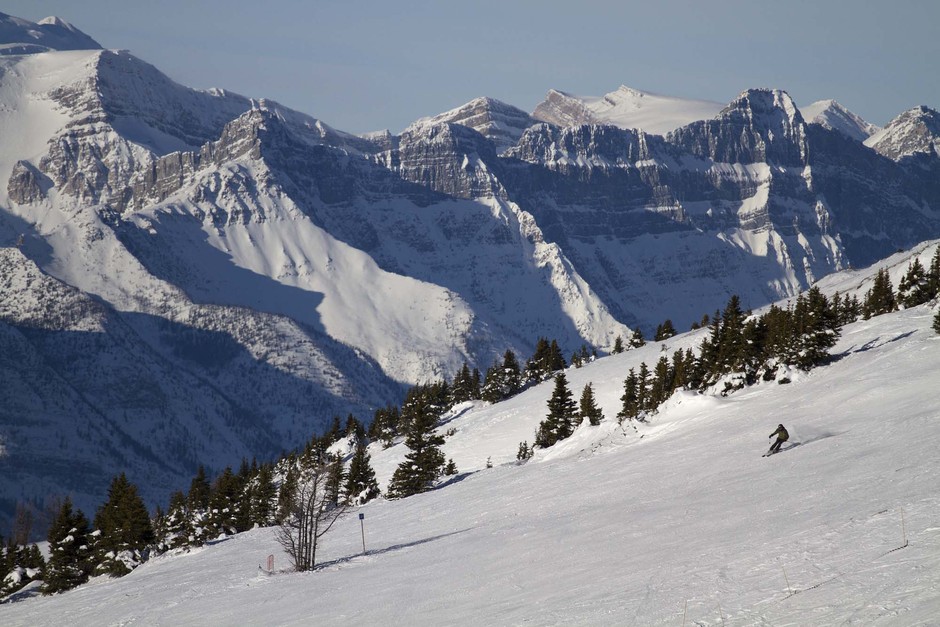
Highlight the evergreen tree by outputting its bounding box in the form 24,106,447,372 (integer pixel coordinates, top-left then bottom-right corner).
387,395,446,498
516,441,532,461
795,287,840,369
636,362,651,415
927,246,940,297
368,404,401,448
277,462,300,523
160,490,193,549
648,356,673,407
862,268,896,318
616,368,639,423
204,467,243,538
570,350,583,368
501,350,522,396
611,335,625,354
713,294,747,377
450,362,475,405
344,443,381,505
481,350,522,402
628,328,646,348
25,543,44,570
833,291,861,326
934,309,940,335
670,350,689,391
325,415,342,443
42,497,92,594
697,310,722,373
683,347,703,389
898,258,932,308
444,459,458,475
654,319,677,342
471,367,482,400
92,473,155,577
535,373,578,447
481,360,506,403
0,537,45,598
250,464,278,527
187,465,211,512
848,294,862,323
548,340,567,373
345,414,366,441
578,383,604,426
526,337,551,382
324,453,345,508
526,338,566,382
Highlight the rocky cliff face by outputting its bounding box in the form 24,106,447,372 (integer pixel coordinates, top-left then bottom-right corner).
669,89,809,166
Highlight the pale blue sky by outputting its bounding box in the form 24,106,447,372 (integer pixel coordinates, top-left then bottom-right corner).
6,0,938,134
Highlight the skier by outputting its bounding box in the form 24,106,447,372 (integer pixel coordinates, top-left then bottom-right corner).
766,423,789,455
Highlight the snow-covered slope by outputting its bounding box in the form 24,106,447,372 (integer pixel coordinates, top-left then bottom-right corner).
532,85,723,135
3,254,938,625
800,99,879,141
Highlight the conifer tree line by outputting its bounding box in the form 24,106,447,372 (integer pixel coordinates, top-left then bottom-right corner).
528,248,940,452
611,253,940,424
2,333,588,596
0,413,384,596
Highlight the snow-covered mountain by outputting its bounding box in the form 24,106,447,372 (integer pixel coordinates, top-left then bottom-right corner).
2,13,940,526
407,97,537,154
0,13,100,55
865,105,940,161
800,99,879,142
531,85,724,135
3,248,939,625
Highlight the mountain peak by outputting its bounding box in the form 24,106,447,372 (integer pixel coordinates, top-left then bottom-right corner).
0,12,101,53
409,96,537,153
800,99,879,142
669,88,808,165
725,88,801,121
864,105,940,161
37,16,71,28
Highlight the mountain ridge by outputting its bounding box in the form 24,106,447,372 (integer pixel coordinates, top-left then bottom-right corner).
0,13,100,55
2,17,940,526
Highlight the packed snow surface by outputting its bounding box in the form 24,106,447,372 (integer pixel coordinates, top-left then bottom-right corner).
3,294,939,625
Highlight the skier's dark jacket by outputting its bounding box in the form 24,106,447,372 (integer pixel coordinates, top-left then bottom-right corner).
769,425,789,441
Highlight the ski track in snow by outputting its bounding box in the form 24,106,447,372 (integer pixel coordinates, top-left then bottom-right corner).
3,302,940,625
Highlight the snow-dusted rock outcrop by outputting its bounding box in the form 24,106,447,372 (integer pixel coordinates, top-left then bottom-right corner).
865,105,940,161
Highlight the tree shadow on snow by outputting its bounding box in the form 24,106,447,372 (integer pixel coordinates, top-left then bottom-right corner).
317,527,473,570
835,331,916,359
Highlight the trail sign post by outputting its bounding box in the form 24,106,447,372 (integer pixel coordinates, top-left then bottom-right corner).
359,512,366,554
